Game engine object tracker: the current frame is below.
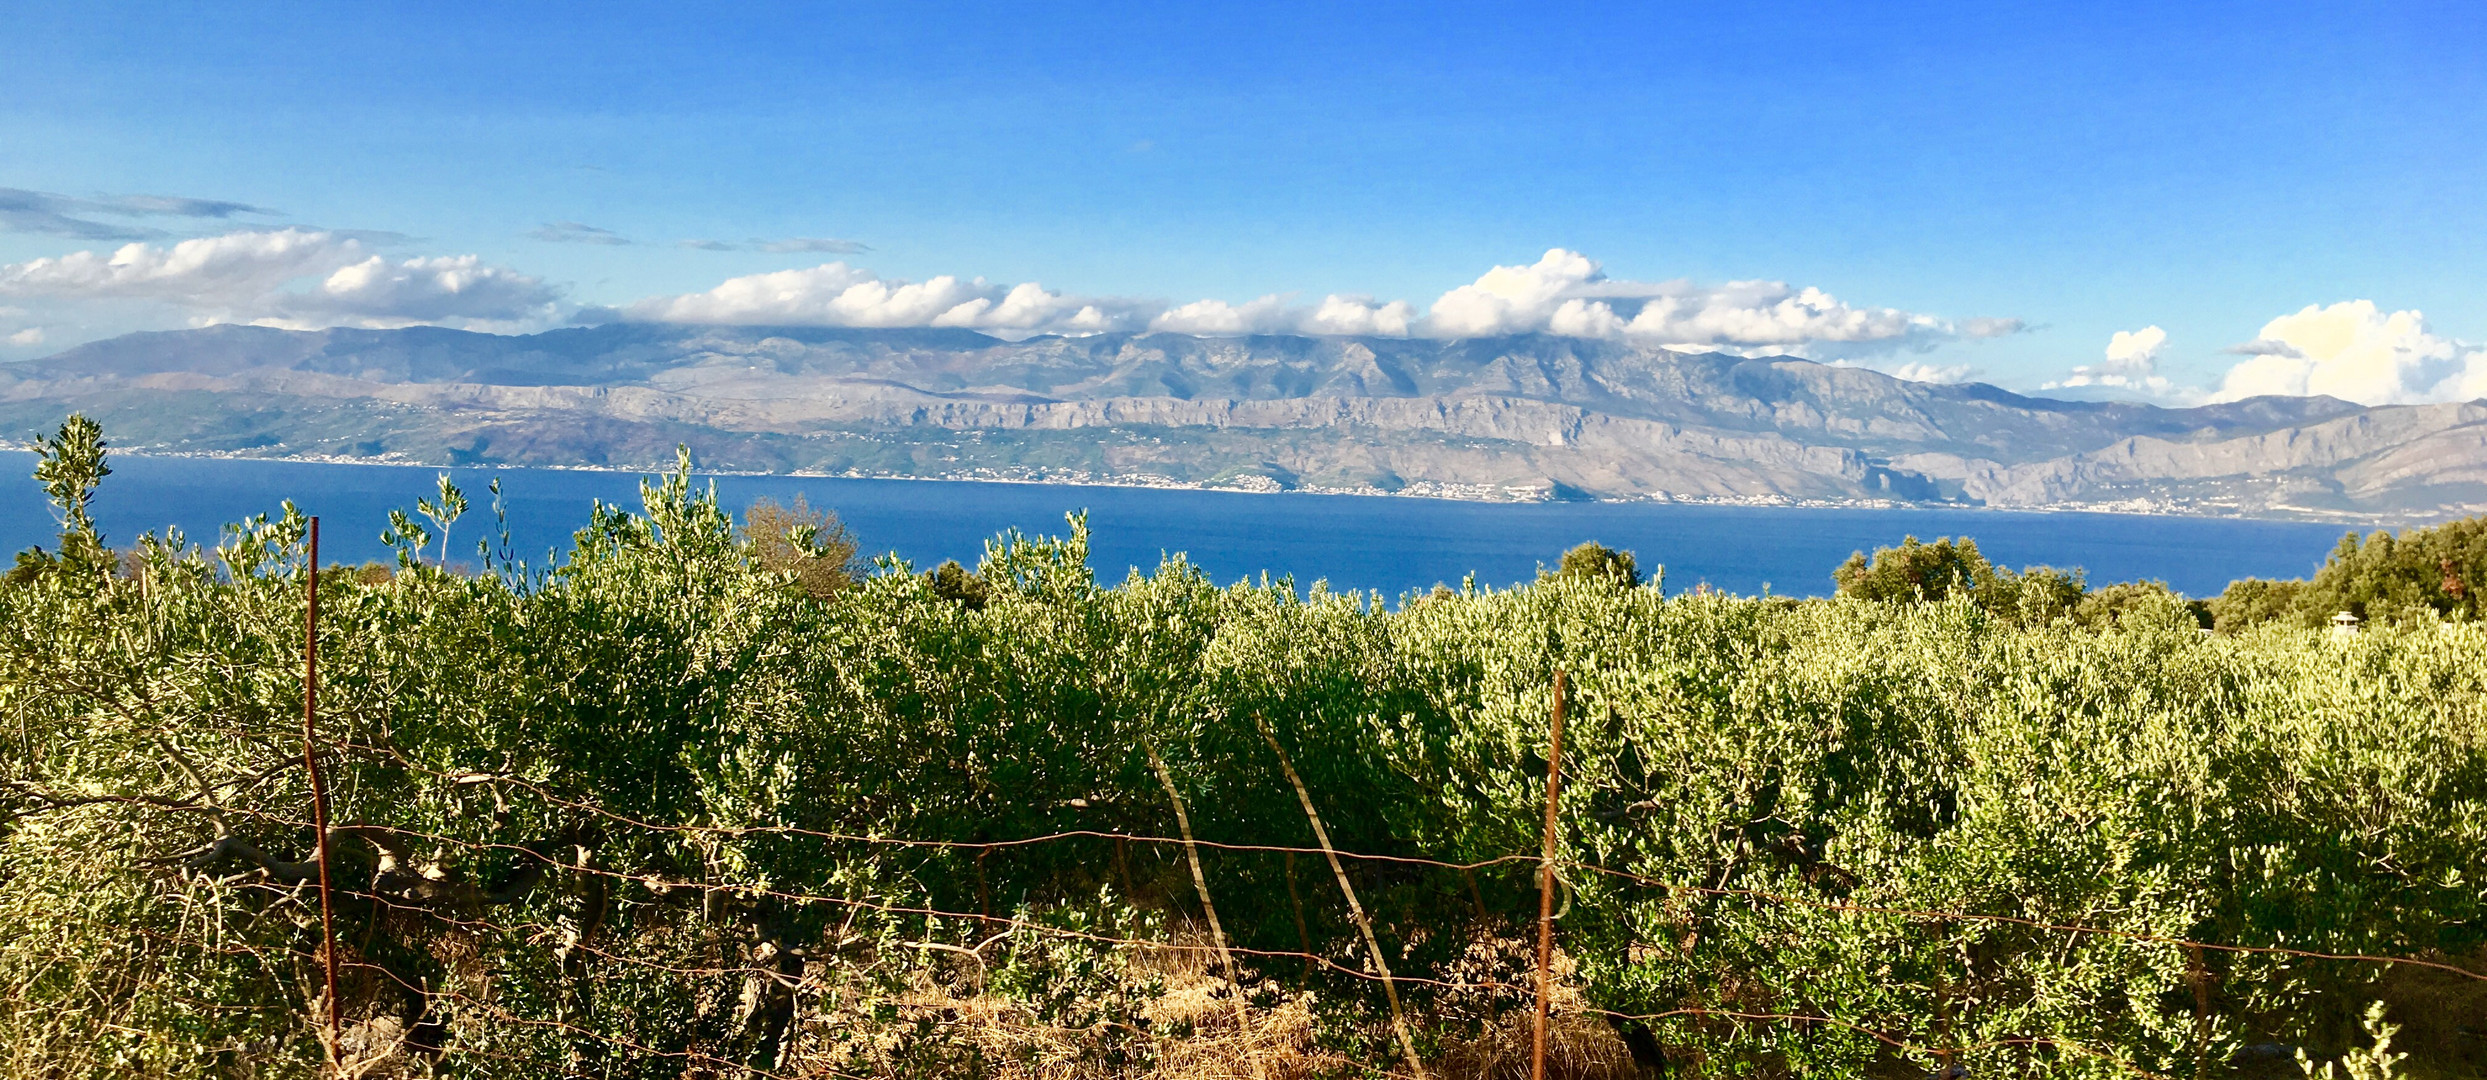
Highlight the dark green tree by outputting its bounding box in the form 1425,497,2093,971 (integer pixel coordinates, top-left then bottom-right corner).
927,558,991,609
1835,535,1992,603
1548,541,1642,589
2071,579,2203,630
2208,578,2303,632
1835,536,2095,625
2212,514,2487,630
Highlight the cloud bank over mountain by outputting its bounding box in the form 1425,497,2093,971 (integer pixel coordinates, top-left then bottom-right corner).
1414,249,2019,355
2,227,2007,369
0,229,559,332
7,222,2481,409
617,247,2015,365
618,262,1138,334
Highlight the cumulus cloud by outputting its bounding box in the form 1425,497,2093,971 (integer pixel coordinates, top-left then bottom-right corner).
1426,249,1605,337
259,255,562,329
1305,294,1417,336
0,187,277,241
1146,293,1415,336
5,226,2013,364
0,229,560,331
622,262,1132,334
628,260,1432,339
2044,325,2179,397
1879,361,1976,384
5,327,42,347
1149,294,1296,335
528,221,630,245
2211,301,2486,405
620,246,1990,355
1413,248,1973,357
0,229,358,305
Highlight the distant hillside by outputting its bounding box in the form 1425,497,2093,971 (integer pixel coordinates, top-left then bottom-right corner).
4,323,2480,520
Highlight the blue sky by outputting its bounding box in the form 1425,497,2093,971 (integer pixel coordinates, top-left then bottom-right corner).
2,1,2482,402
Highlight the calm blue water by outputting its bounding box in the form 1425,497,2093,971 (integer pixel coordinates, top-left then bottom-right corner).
0,453,2354,598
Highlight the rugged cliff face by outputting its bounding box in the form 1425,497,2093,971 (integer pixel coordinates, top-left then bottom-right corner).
3,323,2478,519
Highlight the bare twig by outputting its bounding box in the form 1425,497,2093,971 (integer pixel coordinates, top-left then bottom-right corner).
303,516,340,1064
1258,717,1427,1080
1143,738,1263,1076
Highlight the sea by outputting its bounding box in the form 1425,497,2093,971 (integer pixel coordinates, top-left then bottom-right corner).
0,454,2357,599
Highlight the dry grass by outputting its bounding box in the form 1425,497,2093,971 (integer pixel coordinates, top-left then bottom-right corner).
785,933,1649,1080
2370,948,2487,1080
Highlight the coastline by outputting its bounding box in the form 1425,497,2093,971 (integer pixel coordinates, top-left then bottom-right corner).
28,446,2436,527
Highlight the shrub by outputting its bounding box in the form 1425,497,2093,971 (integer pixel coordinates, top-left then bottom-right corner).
2,424,2478,1078
740,493,859,598
1548,541,1643,589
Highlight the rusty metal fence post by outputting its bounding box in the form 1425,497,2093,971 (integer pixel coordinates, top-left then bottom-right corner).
303,517,341,1064
1531,669,1568,1080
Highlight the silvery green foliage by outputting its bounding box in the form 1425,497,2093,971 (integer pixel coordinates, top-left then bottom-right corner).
0,433,2479,1077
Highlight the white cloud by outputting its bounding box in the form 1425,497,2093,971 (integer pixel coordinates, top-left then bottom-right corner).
1305,294,1416,336
5,227,2000,363
1150,293,1295,335
2211,301,2486,405
1145,293,1415,336
622,247,1992,355
1425,249,1604,337
1880,361,1976,384
0,229,359,305
622,262,1135,334
5,327,42,347
630,261,1432,339
2106,326,2167,369
1620,280,1948,354
260,255,562,329
1413,248,1969,356
0,229,560,331
2043,325,2180,397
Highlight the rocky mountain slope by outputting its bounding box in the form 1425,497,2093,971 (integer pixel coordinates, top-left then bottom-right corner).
3,323,2479,520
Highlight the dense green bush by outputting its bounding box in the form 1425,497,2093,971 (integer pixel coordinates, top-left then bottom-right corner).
2216,518,2487,631
1,421,2480,1078
1547,541,1645,590
1834,535,2093,627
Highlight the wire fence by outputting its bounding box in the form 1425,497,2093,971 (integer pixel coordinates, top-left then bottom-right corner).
154,738,2481,1080
167,799,2480,1079
64,520,2485,1079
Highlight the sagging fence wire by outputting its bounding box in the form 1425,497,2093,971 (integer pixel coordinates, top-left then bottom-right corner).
10,462,2478,1079
78,574,2487,1077
169,813,2173,1080
140,771,2479,1078
120,715,2487,989
42,741,2486,1080
222,742,2487,987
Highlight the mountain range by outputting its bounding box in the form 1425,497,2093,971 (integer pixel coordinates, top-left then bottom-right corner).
5,323,2483,521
